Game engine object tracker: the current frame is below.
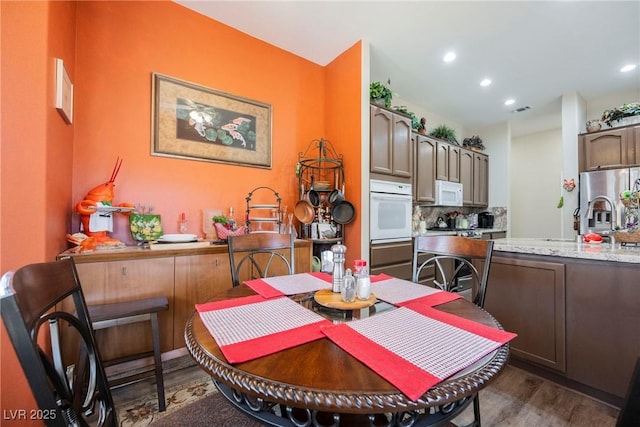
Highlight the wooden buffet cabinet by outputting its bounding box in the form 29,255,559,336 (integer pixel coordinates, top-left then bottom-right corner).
58,240,312,361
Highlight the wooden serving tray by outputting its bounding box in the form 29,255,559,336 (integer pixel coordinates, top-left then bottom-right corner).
314,288,376,310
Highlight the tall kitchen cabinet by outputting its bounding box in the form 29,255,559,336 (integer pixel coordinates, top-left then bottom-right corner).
370,105,412,182
413,133,436,203
458,147,489,207
578,124,640,171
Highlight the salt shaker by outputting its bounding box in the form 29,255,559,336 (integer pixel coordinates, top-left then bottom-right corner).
341,269,356,303
331,243,346,293
356,262,371,300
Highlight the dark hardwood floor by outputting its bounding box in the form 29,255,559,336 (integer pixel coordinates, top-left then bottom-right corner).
112,357,620,426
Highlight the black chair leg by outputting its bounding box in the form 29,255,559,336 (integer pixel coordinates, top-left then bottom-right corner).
472,393,481,426
151,312,166,412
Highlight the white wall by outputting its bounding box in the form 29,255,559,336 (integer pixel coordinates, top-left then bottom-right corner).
510,128,563,238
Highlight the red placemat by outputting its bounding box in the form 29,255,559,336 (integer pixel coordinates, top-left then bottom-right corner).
370,275,462,307
245,272,333,298
197,296,332,363
321,306,516,401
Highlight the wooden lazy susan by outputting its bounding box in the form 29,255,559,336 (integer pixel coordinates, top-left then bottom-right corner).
314,288,376,310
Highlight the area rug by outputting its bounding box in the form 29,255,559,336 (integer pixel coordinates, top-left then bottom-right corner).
116,376,217,426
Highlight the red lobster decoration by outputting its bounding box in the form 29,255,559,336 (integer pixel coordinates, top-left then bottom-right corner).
71,158,133,250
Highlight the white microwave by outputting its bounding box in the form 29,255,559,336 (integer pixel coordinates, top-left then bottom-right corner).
435,180,463,206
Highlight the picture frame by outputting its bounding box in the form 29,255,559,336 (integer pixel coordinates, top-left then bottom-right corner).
151,73,272,168
55,58,73,124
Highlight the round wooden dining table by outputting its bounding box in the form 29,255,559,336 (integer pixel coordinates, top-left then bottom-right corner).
185,284,510,427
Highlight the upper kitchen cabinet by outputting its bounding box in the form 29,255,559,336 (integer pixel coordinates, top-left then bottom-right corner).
579,124,639,172
435,141,460,182
370,105,412,182
413,133,436,203
459,147,488,207
473,151,489,206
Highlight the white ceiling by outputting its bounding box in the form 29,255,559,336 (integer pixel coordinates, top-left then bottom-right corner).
176,1,640,135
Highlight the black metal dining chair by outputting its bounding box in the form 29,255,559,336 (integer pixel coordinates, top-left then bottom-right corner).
412,235,495,427
412,235,494,308
0,258,117,426
227,232,295,287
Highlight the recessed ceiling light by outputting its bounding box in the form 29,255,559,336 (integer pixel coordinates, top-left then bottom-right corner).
504,99,515,106
480,78,492,87
443,52,456,63
620,64,637,72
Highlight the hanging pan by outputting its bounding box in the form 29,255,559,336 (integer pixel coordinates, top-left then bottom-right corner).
294,200,315,224
332,200,356,224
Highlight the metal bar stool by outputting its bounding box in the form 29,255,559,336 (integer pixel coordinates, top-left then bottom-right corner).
88,296,169,412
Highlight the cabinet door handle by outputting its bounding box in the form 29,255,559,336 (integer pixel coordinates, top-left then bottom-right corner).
121,267,127,276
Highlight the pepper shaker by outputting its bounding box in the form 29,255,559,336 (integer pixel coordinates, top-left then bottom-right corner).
331,243,346,293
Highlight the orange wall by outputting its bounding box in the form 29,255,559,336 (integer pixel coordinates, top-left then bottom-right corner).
73,1,327,243
1,0,77,423
325,41,363,265
1,0,364,419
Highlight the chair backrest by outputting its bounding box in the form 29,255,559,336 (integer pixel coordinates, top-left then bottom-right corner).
228,232,295,287
0,258,117,427
412,235,494,308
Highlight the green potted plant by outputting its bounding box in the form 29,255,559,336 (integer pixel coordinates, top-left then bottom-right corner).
601,102,640,128
369,81,392,108
463,135,485,151
429,124,458,144
393,106,421,130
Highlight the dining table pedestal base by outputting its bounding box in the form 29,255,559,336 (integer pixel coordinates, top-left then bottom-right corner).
214,380,476,427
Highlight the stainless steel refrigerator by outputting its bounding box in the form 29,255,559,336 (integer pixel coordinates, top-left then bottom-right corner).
579,167,640,236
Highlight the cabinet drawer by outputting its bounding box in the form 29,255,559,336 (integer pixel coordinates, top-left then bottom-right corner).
371,262,413,281
370,241,413,267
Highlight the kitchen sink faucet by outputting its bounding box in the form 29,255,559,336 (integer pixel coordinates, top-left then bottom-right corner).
585,195,617,233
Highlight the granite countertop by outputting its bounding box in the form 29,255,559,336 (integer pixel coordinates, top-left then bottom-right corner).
492,238,640,264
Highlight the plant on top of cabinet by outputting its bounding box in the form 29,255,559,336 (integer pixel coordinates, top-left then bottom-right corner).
429,124,458,145
369,81,393,108
601,102,640,128
393,106,421,131
463,135,485,151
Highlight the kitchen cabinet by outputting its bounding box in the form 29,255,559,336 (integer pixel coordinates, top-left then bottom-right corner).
579,124,638,171
370,239,442,286
370,105,412,181
484,249,640,405
413,133,436,203
459,148,489,207
58,241,312,360
460,149,474,205
484,256,566,373
435,141,460,182
473,151,489,206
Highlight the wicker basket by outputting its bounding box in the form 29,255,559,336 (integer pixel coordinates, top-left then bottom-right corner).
612,230,640,244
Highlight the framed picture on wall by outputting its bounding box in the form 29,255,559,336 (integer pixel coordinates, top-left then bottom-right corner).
55,58,73,124
151,73,272,169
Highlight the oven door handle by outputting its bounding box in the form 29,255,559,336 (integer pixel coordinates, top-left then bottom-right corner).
371,195,412,202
